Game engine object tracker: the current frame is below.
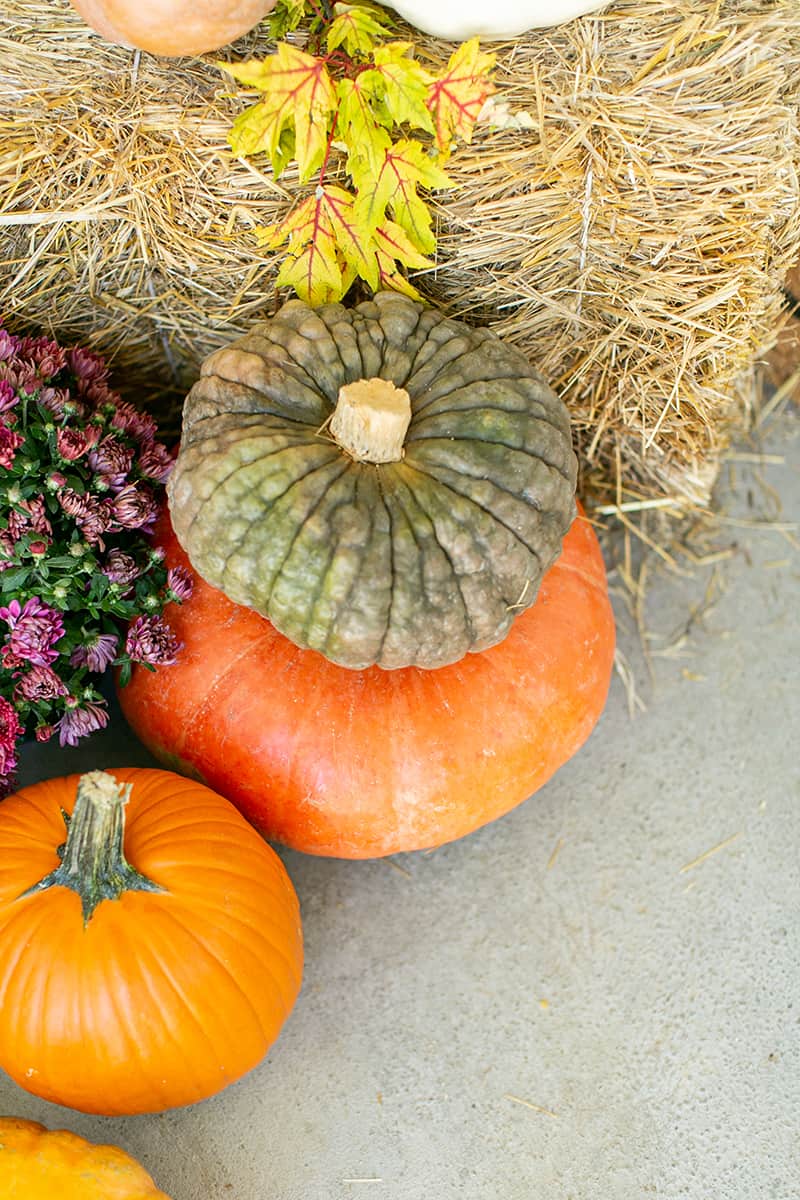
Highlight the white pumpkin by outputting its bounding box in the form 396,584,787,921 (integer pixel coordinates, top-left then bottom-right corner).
383,0,608,39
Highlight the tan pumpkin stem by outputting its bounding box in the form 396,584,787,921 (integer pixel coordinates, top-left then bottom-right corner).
21,770,163,924
330,378,412,464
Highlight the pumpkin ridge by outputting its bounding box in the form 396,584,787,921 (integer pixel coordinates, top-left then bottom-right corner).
404,461,547,615
292,468,364,649
146,903,291,1040
373,467,398,666
408,371,538,416
390,468,472,644
378,471,438,661
261,460,356,628
402,459,547,574
176,437,339,545
113,911,227,1090
408,395,573,452
395,473,478,649
407,430,575,488
179,454,347,602
201,351,327,416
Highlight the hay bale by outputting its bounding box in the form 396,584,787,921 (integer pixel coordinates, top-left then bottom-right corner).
1,0,799,511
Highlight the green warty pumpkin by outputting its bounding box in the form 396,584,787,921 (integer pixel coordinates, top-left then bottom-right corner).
167,292,577,669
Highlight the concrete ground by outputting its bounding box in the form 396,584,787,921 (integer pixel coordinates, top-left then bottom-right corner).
4,406,798,1200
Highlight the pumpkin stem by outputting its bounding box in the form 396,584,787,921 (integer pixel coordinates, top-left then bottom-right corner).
20,770,163,925
330,378,412,464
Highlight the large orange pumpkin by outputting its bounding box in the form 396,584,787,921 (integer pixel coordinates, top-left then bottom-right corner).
0,1118,170,1200
0,768,302,1115
118,507,615,858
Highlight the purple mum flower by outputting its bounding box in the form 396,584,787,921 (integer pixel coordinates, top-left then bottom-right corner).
0,596,65,668
109,483,158,530
138,441,174,484
57,488,110,546
125,614,182,666
88,435,134,490
101,548,141,587
110,401,158,444
0,695,22,789
57,699,109,748
0,330,21,362
166,565,194,602
18,336,67,379
66,346,109,388
0,380,17,413
70,632,119,673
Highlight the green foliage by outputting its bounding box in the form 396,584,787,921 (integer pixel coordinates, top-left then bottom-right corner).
219,0,495,304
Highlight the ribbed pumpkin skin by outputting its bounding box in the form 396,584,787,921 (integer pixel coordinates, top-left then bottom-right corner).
118,509,615,858
0,1118,170,1200
0,769,303,1115
168,292,577,670
69,0,276,56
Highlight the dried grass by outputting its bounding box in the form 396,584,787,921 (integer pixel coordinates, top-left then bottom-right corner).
1,0,799,512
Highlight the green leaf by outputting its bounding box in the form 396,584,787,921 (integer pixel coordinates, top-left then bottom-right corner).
352,138,452,254
326,3,393,56
362,42,434,134
268,0,308,40
426,37,496,155
221,45,337,183
336,77,393,177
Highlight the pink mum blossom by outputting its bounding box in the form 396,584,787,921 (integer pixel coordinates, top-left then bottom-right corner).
35,724,54,743
57,699,109,748
57,488,110,546
102,548,140,587
0,695,22,782
18,336,67,378
110,401,158,443
125,614,182,666
138,441,174,484
166,565,194,602
0,596,65,668
88,435,134,490
0,422,24,469
56,424,100,461
70,632,118,673
38,387,71,417
66,346,109,387
0,380,17,413
13,664,69,702
0,330,20,362
109,484,158,530
5,497,53,546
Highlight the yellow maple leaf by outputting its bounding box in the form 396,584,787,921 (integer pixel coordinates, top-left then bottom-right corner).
426,37,496,155
352,139,452,254
221,44,337,184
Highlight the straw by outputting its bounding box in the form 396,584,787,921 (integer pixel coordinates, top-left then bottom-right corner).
1,0,799,513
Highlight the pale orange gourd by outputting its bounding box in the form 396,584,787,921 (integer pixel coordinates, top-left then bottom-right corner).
69,0,277,56
0,1118,170,1200
0,768,303,1115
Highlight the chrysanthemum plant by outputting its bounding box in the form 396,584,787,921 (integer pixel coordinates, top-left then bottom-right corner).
0,326,191,795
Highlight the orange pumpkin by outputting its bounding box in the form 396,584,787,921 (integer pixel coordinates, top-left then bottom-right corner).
118,508,615,858
0,1118,170,1199
69,0,277,56
0,768,302,1115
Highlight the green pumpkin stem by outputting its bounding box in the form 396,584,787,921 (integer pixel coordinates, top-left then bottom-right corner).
22,770,163,924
